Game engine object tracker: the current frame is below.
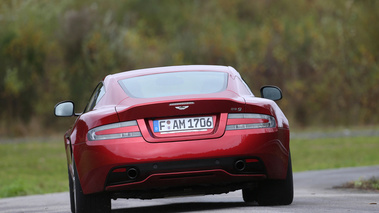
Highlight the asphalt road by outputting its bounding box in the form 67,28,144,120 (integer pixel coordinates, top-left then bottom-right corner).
1,166,378,213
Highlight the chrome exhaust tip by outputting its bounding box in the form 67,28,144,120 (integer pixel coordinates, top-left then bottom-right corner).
127,167,139,179
234,160,246,172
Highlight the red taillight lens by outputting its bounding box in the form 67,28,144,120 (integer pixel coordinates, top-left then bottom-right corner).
87,120,141,141
226,113,276,130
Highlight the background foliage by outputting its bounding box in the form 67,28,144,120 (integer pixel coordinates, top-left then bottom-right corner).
0,0,378,136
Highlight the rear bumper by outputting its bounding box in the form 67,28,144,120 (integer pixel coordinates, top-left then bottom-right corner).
108,169,266,199
73,127,289,195
105,156,266,189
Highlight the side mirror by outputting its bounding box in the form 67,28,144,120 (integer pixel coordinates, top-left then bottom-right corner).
260,86,282,101
54,101,75,117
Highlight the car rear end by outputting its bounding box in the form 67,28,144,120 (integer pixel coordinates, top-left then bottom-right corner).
74,68,290,198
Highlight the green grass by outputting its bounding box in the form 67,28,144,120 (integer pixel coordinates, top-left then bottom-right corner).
0,140,67,198
291,136,379,172
1,135,379,198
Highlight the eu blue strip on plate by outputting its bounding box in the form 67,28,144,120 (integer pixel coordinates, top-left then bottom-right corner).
153,120,159,132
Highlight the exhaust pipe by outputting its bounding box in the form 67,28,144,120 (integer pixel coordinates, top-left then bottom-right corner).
234,160,246,172
127,167,139,179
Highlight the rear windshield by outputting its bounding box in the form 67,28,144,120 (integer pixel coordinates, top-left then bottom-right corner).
119,71,228,98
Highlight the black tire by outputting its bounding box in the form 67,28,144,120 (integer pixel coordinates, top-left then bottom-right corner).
73,161,111,213
68,168,75,213
242,187,257,203
243,153,294,205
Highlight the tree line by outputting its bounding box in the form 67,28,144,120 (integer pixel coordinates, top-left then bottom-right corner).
0,0,378,136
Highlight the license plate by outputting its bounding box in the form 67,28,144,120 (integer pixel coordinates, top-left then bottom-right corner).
153,116,214,133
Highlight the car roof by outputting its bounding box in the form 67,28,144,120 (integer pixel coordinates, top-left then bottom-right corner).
106,65,240,82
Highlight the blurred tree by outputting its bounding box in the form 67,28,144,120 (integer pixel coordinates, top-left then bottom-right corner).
0,0,378,136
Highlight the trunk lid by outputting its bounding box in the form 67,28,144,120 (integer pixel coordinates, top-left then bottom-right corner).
115,92,245,142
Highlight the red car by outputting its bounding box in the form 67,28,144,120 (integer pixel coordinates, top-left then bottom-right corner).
54,65,293,213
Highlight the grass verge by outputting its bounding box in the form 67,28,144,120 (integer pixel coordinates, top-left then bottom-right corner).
291,136,379,172
0,140,67,198
337,177,379,191
1,135,379,198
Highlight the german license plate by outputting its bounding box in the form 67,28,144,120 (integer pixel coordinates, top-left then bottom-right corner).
153,116,214,133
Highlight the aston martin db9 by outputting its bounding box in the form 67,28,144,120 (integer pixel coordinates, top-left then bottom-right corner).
54,65,293,212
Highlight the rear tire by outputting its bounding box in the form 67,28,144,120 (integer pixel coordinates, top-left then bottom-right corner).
242,187,257,203
68,168,75,213
73,161,111,213
243,153,294,205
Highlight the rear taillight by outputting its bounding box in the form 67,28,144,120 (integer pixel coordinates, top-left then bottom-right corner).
226,113,276,130
87,120,142,141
